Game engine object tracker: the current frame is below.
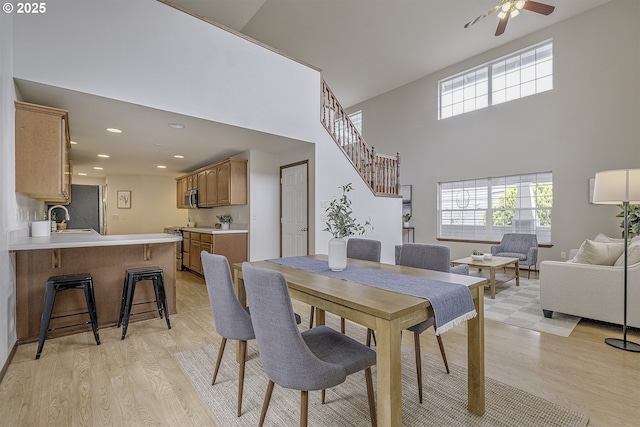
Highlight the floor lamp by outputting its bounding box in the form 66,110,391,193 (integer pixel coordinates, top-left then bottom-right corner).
592,169,640,352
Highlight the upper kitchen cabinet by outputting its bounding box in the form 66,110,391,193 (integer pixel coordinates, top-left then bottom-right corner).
15,101,72,204
176,158,247,209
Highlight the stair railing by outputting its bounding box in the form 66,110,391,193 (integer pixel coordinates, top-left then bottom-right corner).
321,80,400,197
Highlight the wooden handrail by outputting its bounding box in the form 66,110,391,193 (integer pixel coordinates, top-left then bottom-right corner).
320,80,400,197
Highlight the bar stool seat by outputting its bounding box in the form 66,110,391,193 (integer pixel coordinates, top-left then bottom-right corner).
118,266,171,340
36,272,100,360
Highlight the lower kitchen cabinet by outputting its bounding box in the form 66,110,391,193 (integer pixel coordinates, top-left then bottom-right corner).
182,231,247,277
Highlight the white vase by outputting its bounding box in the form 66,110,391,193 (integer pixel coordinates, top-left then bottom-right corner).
403,221,410,227
221,223,230,230
328,237,347,271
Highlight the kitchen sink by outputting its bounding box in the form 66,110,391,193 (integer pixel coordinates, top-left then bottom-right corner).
54,229,95,233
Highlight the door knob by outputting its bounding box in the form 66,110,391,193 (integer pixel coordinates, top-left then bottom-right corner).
301,227,308,232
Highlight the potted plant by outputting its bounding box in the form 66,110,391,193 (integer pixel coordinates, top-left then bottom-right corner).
403,213,411,227
324,183,371,271
617,204,640,239
217,214,233,230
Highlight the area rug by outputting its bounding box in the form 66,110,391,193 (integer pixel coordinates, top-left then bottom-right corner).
482,276,581,337
174,340,589,426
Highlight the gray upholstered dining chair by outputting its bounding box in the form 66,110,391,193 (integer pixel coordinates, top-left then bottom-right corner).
201,251,255,417
242,262,377,427
395,243,469,403
309,238,382,334
491,233,539,278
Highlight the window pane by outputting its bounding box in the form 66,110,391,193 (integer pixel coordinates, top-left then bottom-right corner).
537,75,553,92
493,90,506,105
521,80,536,97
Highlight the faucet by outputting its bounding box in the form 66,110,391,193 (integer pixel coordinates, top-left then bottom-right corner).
48,205,70,222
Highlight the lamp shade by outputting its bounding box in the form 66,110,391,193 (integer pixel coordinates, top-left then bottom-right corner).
592,169,640,204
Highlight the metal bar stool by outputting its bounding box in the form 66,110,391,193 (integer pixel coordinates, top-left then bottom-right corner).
36,273,100,360
118,266,171,340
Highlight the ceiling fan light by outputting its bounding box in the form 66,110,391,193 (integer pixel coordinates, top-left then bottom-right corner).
498,10,507,19
515,0,526,9
510,8,520,18
501,3,511,12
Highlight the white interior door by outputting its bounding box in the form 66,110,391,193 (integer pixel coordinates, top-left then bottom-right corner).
281,162,308,257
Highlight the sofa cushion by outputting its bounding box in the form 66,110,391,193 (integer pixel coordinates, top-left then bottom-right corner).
614,242,640,266
571,239,624,266
595,233,640,244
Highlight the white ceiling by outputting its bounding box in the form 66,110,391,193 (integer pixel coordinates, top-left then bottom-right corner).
15,0,610,179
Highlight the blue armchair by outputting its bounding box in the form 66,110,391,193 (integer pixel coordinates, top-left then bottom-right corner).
491,233,538,278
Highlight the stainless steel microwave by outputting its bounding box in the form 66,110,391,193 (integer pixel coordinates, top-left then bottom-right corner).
184,189,198,208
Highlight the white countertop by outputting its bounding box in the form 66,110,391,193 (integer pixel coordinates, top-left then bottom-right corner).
182,227,248,234
9,229,182,251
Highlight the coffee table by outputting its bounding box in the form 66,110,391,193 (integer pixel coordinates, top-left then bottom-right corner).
451,256,520,299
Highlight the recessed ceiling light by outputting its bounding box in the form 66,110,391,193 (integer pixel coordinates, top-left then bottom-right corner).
70,140,78,145
174,155,185,159
97,154,110,158
78,172,87,176
168,123,185,129
106,128,122,133
157,165,167,169
93,167,103,170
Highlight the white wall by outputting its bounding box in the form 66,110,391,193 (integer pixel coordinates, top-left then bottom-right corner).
352,1,640,262
13,0,320,144
105,175,187,234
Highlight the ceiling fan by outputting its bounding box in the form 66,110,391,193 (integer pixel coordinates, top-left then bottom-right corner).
464,0,555,36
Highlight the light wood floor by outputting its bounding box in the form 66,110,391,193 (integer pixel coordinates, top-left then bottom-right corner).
1,270,638,426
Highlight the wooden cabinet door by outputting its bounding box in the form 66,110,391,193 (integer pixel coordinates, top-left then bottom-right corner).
176,178,187,208
197,170,207,207
216,162,230,205
190,239,201,273
204,168,217,207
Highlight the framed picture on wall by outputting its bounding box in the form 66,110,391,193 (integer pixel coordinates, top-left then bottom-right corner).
117,190,131,209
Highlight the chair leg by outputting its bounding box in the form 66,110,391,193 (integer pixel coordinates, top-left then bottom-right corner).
436,334,450,374
340,317,346,334
309,306,314,329
212,337,227,385
237,340,247,417
35,283,56,360
413,332,423,404
300,390,309,427
366,329,377,347
258,380,275,427
321,389,325,404
365,367,377,427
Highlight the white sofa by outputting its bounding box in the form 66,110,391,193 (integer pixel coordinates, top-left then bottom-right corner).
540,247,640,328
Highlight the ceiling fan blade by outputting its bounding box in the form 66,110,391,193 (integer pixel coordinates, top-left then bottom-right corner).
464,5,500,28
495,13,510,36
522,1,555,15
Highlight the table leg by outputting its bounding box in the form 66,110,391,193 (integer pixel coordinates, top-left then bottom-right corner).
375,317,402,427
468,286,485,415
489,268,496,299
515,260,520,286
315,308,326,326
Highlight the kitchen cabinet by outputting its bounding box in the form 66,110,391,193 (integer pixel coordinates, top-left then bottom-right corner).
15,101,72,204
175,158,247,209
182,231,247,277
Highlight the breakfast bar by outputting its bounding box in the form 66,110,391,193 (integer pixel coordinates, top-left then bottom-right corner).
9,230,181,343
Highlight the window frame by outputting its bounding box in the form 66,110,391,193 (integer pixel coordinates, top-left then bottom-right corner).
438,40,553,120
437,172,553,245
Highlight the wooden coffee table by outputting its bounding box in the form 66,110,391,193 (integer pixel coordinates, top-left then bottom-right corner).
451,256,520,299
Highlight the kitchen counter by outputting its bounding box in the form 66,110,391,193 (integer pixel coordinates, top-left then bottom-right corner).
11,229,179,344
182,227,248,234
9,229,182,251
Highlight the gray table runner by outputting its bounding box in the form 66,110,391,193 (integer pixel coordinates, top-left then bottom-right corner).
267,256,476,334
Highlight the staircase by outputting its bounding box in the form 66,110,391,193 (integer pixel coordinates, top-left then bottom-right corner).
321,80,400,197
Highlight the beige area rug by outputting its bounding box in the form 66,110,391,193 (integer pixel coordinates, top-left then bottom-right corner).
174,339,589,426
481,275,581,337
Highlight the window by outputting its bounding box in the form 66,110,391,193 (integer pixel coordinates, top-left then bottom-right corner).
439,41,553,119
438,172,552,243
348,110,362,134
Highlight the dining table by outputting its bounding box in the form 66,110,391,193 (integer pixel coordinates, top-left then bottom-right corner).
233,254,487,427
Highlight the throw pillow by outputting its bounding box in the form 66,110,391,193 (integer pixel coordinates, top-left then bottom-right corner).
614,242,640,266
594,233,623,243
571,239,625,266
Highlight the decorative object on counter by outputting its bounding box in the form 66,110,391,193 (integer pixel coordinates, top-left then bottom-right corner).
217,214,233,230
31,220,51,237
186,217,195,228
471,250,484,261
403,213,412,227
592,168,640,352
117,190,131,209
56,221,67,230
324,183,372,271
